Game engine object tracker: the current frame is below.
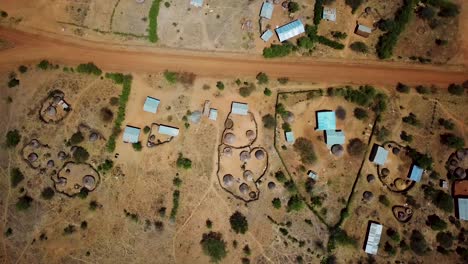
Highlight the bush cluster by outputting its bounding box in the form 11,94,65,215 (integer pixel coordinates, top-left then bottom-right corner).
176,153,192,169
170,190,180,220
293,137,317,164
200,232,227,262
76,63,102,76
230,211,249,234
148,0,161,42
349,41,368,53
263,43,294,58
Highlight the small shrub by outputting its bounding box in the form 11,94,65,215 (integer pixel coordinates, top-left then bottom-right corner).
230,211,248,234
349,41,368,53
331,31,347,40
287,195,304,212
353,107,368,120
164,70,178,84
37,60,52,70
100,107,114,122
89,200,99,211
345,0,363,13
262,114,276,129
272,198,281,209
173,177,182,187
41,187,55,200
239,83,256,97
63,225,76,235
396,83,410,93
288,1,300,13
379,195,390,207
293,137,317,164
256,72,269,84
438,118,455,130
132,142,143,151
206,219,213,229
347,138,366,156
164,2,170,7
403,113,419,126
277,77,289,84
275,171,287,183
73,146,89,163
440,133,465,149
376,126,390,142
448,83,464,95
416,85,430,94
263,44,293,58
282,123,291,133
176,154,192,169
98,159,113,172
10,168,24,188
216,81,225,90
16,195,33,211
243,245,251,255
410,230,428,255
427,214,447,231
77,188,89,199
263,88,272,96
70,131,84,145
18,65,28,73
5,129,21,148
400,131,413,143
76,62,102,76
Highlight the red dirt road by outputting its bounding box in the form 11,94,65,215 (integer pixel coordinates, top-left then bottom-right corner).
0,27,466,86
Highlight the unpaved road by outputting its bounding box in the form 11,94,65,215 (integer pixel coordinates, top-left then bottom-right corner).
0,27,466,86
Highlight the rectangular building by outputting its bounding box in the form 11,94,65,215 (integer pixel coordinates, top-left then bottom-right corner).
190,0,204,8
370,144,389,166
408,164,424,182
316,111,336,131
285,131,295,143
457,198,468,221
143,96,160,113
209,108,218,121
261,30,274,42
123,126,141,143
355,24,372,38
276,20,305,42
231,102,249,115
364,222,383,255
325,130,345,146
323,7,337,22
158,125,179,137
260,2,274,19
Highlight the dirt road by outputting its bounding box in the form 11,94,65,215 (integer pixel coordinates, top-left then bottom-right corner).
0,27,466,86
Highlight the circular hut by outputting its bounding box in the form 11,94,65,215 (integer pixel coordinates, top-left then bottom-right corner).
331,144,344,157
223,147,233,157
224,133,236,144
239,183,250,194
82,175,96,190
268,182,276,190
243,170,254,182
223,174,234,187
255,149,265,160
28,153,38,162
225,119,234,129
246,130,256,141
240,151,251,162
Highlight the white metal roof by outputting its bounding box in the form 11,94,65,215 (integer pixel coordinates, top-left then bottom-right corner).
209,108,218,121
358,24,372,34
276,19,305,42
123,126,141,143
158,125,179,137
365,222,383,255
261,30,274,42
190,0,204,8
459,198,468,221
260,2,274,19
231,102,248,115
285,131,295,143
322,7,336,22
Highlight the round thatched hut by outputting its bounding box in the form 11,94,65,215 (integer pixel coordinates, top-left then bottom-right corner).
454,167,467,179
381,168,390,177
363,191,374,201
255,149,265,160
268,181,276,190
223,174,234,187
392,148,401,155
239,183,250,194
89,133,99,142
249,192,256,199
331,144,344,157
30,139,40,148
47,160,55,168
224,133,236,144
367,174,375,183
46,106,57,117
58,151,67,160
225,119,234,129
246,130,255,140
223,147,233,157
284,111,295,123
243,170,254,182
240,151,251,162
82,175,96,190
28,153,38,162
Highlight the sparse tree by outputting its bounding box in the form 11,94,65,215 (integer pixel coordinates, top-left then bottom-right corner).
200,232,227,262
230,211,248,234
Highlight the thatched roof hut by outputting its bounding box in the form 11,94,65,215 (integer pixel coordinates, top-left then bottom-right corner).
454,167,467,179
225,119,234,129
243,170,254,181
47,160,55,168
284,111,295,123
223,174,234,187
456,150,465,160
89,133,99,142
392,148,401,155
249,192,256,199
224,133,236,144
255,149,265,160
246,130,255,140
58,151,67,160
331,144,344,157
30,139,40,148
28,153,38,162
240,151,251,162
82,175,96,190
223,147,233,157
239,183,250,194
46,106,57,117
367,174,375,183
268,181,276,190
363,191,373,201
381,168,390,177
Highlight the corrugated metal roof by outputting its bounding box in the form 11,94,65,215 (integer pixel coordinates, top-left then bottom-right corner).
276,19,305,42
143,96,160,113
158,125,179,137
231,102,249,115
260,2,274,19
123,126,141,143
190,0,204,7
325,130,345,146
358,24,372,34
322,7,336,22
365,222,383,255
285,131,295,143
459,198,468,221
209,108,218,121
372,146,388,166
316,111,336,131
308,171,317,180
261,30,274,42
409,165,424,182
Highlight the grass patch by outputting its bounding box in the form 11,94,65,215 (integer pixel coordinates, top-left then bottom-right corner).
148,0,161,43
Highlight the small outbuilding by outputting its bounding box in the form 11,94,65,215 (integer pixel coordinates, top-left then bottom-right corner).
322,7,337,22
260,2,274,19
209,108,218,121
364,222,383,255
355,24,372,38
190,0,204,8
231,102,249,116
456,198,468,221
308,171,318,180
408,164,424,182
261,30,274,42
285,131,295,143
325,130,345,147
143,96,160,113
316,111,336,131
370,144,389,166
276,19,305,42
158,125,179,137
123,126,141,143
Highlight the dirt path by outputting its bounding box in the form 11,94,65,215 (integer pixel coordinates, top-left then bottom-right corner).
0,27,466,87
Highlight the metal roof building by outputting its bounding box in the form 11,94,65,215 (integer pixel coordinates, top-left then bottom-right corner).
123,126,141,143
316,111,336,131
231,102,249,115
158,125,179,137
285,131,295,143
408,164,424,182
143,96,160,113
370,145,389,166
261,30,274,42
190,0,204,8
276,19,305,42
458,198,468,221
325,130,345,146
209,108,218,121
308,171,318,180
356,24,372,38
364,222,383,255
260,2,274,19
322,7,336,22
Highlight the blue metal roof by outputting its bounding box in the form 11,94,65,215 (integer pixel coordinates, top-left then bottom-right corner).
190,0,204,7
408,165,424,182
308,171,317,180
316,111,336,131
123,126,140,143
261,30,273,42
276,19,305,42
158,125,179,137
260,2,274,19
459,198,468,221
325,130,345,146
285,131,295,143
209,108,218,121
372,146,388,166
143,96,160,113
231,102,248,115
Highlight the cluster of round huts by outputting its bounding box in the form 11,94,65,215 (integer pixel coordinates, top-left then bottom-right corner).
55,162,99,195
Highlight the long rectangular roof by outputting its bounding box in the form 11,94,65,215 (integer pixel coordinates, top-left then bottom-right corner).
276,19,305,42
143,96,160,113
123,126,140,143
190,0,204,7
316,111,336,131
285,131,295,143
209,108,218,121
158,125,179,137
458,198,468,221
409,164,424,182
364,222,383,255
260,2,274,19
358,24,372,34
231,102,248,115
325,130,345,146
371,146,389,166
261,30,274,42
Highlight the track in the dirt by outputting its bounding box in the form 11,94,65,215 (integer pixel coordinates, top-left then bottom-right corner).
0,27,466,86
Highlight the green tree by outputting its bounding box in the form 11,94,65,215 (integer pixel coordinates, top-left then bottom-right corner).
379,195,390,207
16,195,33,211
10,168,24,188
293,137,317,164
73,146,89,163
77,188,89,199
349,41,368,53
346,138,366,156
345,0,363,13
288,2,300,13
275,170,287,183
436,231,453,249
263,88,272,96
297,37,315,49
396,83,410,93
230,211,248,234
6,129,21,147
287,195,304,212
176,154,192,169
132,142,143,151
448,83,464,95
70,131,84,145
440,133,465,149
272,198,281,209
216,81,225,90
426,214,447,231
263,44,293,58
200,232,227,262
256,72,269,84
164,70,178,84
262,114,276,129
410,230,428,255
41,187,55,200
353,107,368,120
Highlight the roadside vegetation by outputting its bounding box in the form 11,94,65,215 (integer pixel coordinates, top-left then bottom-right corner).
148,0,161,43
